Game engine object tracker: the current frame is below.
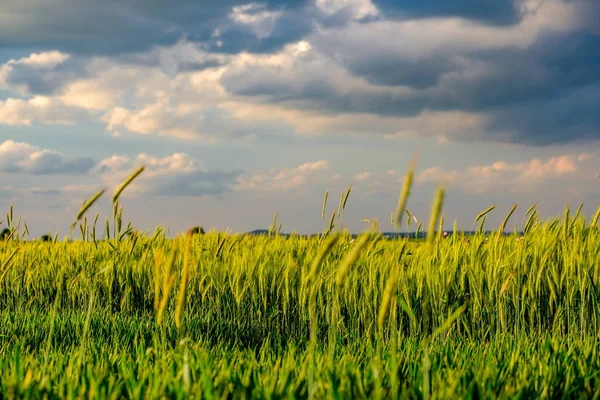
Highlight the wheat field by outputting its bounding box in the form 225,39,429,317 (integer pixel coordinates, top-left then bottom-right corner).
1,167,600,399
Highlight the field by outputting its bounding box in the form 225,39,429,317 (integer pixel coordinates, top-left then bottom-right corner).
1,170,600,399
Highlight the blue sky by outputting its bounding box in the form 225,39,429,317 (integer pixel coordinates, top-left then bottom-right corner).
1,0,599,236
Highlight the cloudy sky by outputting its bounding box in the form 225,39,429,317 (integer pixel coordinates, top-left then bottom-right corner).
1,0,599,237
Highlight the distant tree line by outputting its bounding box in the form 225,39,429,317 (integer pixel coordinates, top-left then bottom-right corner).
0,228,10,240
1,228,52,241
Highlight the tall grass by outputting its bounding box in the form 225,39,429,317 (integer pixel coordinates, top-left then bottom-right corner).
1,162,599,397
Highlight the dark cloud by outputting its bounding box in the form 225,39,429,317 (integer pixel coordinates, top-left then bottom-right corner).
371,0,521,25
2,0,599,146
222,19,600,145
1,56,88,95
149,169,243,197
207,10,314,54
487,83,600,146
0,141,95,175
0,0,308,56
344,56,450,89
24,153,95,175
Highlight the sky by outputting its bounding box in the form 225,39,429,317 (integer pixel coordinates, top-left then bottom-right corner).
1,0,599,237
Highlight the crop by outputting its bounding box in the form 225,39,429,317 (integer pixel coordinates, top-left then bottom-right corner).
1,167,599,398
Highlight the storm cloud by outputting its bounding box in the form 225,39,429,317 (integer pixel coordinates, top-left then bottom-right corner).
1,0,599,146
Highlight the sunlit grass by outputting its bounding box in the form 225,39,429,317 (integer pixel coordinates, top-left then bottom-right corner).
1,164,599,398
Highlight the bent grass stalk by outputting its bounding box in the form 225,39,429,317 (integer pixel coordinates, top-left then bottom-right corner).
573,203,584,222
475,205,496,223
394,157,416,229
154,250,163,311
378,267,399,338
591,205,600,228
0,247,20,284
321,191,329,220
563,205,570,241
71,189,105,231
157,243,178,326
406,209,413,228
499,204,518,234
175,233,192,331
307,233,340,286
341,186,351,211
524,210,538,235
526,203,538,217
426,186,445,247
323,210,336,237
112,166,145,204
335,232,373,287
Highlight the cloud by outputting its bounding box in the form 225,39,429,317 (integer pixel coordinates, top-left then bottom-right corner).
466,154,581,183
230,3,284,39
219,0,600,145
0,96,89,125
235,160,329,193
0,140,94,175
422,153,596,194
25,188,62,196
102,96,297,142
0,0,308,56
95,152,241,197
486,81,600,145
371,0,520,25
353,171,371,181
0,0,598,147
343,152,597,198
0,51,82,95
125,40,229,77
315,0,380,22
416,167,459,184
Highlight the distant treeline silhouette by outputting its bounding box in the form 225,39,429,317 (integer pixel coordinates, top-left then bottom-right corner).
0,228,10,240
1,228,52,241
246,230,524,238
0,226,524,241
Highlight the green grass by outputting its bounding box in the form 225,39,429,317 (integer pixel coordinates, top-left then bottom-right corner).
1,164,600,398
1,216,599,398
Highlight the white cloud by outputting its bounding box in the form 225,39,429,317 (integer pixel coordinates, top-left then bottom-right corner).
336,152,597,198
0,51,69,84
59,80,118,111
0,51,72,96
0,0,595,146
313,0,580,63
230,3,284,38
14,51,70,68
315,0,379,21
235,160,329,193
0,96,87,125
95,152,239,197
0,140,94,175
103,98,204,140
467,154,580,185
433,153,594,194
353,171,371,181
416,167,459,184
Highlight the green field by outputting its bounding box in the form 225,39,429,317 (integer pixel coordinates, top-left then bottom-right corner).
1,213,600,399
1,168,600,399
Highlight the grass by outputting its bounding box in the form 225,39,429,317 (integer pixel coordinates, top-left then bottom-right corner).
0,216,599,398
1,165,600,398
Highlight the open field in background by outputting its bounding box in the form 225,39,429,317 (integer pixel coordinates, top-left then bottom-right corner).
1,166,600,399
